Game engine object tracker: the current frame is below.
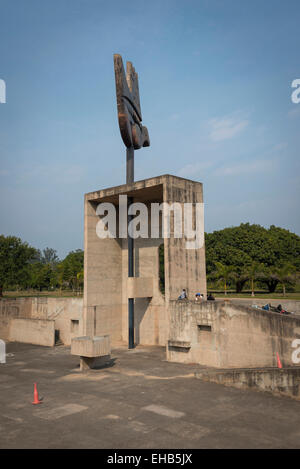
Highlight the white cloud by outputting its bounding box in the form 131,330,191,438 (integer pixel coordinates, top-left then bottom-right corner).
208,114,249,141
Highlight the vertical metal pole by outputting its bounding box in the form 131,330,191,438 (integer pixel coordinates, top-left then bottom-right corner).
127,147,135,349
126,146,134,184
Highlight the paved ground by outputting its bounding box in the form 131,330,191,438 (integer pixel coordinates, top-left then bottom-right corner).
1,342,300,449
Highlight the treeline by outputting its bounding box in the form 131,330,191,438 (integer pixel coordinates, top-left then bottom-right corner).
206,223,300,295
1,223,300,297
0,235,83,296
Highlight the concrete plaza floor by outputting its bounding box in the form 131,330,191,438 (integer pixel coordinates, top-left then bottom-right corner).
0,342,300,449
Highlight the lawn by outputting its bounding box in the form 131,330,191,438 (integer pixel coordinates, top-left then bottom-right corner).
1,290,83,298
212,291,300,300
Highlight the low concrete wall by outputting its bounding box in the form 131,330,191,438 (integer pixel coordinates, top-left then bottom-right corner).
167,300,300,368
224,298,300,314
0,297,83,346
9,318,55,347
195,367,300,401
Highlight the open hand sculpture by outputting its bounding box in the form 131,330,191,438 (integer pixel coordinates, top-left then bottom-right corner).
114,54,150,150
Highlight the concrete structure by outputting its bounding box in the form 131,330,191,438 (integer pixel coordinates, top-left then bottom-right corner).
83,174,206,348
223,298,300,314
195,366,300,401
167,299,300,368
71,335,111,370
0,297,83,346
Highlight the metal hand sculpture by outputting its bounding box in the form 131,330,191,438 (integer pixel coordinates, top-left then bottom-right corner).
113,54,150,349
114,54,150,150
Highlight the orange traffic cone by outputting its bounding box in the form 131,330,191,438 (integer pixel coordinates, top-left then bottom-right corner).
32,382,42,405
276,352,282,369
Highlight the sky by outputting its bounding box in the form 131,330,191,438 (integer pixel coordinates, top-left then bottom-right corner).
0,0,299,258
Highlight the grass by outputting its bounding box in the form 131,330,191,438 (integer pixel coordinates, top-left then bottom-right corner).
2,290,83,298
2,290,300,301
211,291,300,300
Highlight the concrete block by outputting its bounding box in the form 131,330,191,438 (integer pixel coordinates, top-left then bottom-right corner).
71,335,110,358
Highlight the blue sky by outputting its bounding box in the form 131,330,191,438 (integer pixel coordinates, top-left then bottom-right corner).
0,0,299,258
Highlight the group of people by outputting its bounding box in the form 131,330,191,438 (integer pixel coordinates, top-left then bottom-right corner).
178,289,215,301
262,303,292,315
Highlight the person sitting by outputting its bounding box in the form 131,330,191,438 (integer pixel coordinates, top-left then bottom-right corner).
195,293,204,301
262,303,270,311
207,293,215,301
178,289,187,300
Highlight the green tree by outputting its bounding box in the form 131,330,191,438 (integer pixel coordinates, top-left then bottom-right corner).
59,249,84,291
232,269,249,294
0,235,38,296
273,264,296,296
76,270,84,294
29,262,53,291
40,248,59,266
246,262,264,297
205,223,300,293
213,262,235,295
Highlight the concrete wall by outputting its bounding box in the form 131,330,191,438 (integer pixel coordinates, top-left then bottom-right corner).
167,299,300,368
196,367,300,401
226,298,300,314
84,197,123,344
0,297,83,346
9,318,55,347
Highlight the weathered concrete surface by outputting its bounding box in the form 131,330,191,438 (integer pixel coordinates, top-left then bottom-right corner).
84,174,206,348
71,335,110,357
9,319,55,347
127,277,154,298
0,297,83,346
196,367,300,400
167,300,300,368
1,343,300,449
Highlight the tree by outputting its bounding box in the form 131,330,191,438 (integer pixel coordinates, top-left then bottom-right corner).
205,224,300,293
213,262,234,295
59,250,84,291
232,269,249,293
0,235,38,296
29,262,53,291
246,262,264,297
259,267,279,293
76,270,84,294
274,264,296,296
40,248,59,266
